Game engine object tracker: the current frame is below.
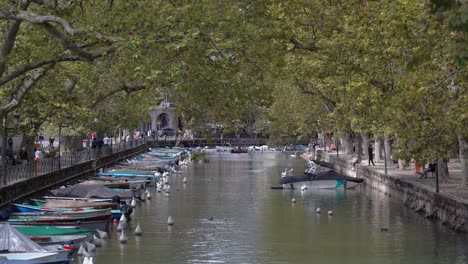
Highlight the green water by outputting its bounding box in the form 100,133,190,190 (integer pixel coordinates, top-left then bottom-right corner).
76,151,468,264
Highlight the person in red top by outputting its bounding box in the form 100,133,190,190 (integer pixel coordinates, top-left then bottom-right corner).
91,131,96,139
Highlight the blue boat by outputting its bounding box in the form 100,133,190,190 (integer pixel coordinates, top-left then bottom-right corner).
0,258,71,264
11,204,122,221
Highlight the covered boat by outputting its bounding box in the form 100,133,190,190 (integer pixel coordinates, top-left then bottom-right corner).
30,199,118,210
49,184,135,199
280,170,365,189
0,224,70,261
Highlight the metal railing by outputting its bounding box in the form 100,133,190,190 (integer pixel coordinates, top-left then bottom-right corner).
1,138,148,188
0,136,270,188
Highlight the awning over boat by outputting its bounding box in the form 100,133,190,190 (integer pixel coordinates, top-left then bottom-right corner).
49,185,134,199
0,224,46,253
280,170,365,185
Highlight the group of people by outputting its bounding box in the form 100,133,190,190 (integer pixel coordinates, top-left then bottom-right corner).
350,143,437,179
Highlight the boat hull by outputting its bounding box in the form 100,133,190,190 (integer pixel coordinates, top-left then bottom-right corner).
31,234,92,249
0,252,59,261
0,259,71,264
282,179,361,189
7,219,110,231
280,171,364,189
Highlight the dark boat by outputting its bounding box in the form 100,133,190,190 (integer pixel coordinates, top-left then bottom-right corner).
231,148,248,154
280,170,365,189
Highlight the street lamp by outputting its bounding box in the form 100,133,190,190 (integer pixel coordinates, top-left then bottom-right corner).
2,110,20,186
58,114,71,169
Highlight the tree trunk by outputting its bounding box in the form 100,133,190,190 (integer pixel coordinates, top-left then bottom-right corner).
361,133,369,159
356,133,363,163
459,136,468,187
19,134,35,162
384,136,393,166
398,159,407,170
375,140,382,162
437,158,449,183
341,132,354,154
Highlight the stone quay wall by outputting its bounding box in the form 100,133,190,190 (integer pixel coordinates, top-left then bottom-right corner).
315,150,467,233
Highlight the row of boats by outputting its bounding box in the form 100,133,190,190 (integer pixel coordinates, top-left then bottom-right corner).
0,147,190,264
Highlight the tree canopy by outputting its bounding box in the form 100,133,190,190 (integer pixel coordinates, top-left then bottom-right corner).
0,0,466,179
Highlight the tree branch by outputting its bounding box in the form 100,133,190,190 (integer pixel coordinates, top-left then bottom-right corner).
290,38,319,52
298,82,336,112
0,55,79,86
0,10,82,35
90,83,147,108
0,1,31,77
40,22,92,61
1,65,53,113
66,76,78,94
0,45,117,86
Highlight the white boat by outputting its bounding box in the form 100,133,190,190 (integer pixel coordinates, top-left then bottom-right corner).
32,234,92,249
0,252,59,261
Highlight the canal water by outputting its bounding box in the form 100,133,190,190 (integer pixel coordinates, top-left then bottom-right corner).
80,151,468,264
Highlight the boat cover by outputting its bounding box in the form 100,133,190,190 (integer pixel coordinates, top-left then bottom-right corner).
0,223,46,253
310,159,335,169
280,170,364,185
49,185,134,199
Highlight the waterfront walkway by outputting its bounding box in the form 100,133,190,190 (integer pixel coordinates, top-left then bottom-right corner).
323,149,467,202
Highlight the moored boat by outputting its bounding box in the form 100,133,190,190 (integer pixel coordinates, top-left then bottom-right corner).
230,148,248,154
30,199,118,210
10,208,112,220
0,253,60,261
280,170,365,189
49,184,135,199
6,225,93,237
78,180,146,189
7,219,110,231
0,257,71,264
30,234,91,249
0,224,71,262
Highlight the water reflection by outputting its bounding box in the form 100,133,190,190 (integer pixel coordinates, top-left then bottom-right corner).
80,152,468,264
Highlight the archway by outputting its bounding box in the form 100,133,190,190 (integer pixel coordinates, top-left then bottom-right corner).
157,113,170,130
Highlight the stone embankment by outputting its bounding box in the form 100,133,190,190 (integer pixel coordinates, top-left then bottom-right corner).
315,150,467,233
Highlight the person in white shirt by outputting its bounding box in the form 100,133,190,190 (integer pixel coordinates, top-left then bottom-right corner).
103,136,110,146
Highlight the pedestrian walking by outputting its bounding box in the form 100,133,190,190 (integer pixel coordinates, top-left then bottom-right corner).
368,144,375,166
34,148,43,174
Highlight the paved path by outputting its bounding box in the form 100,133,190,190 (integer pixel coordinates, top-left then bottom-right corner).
324,150,467,202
